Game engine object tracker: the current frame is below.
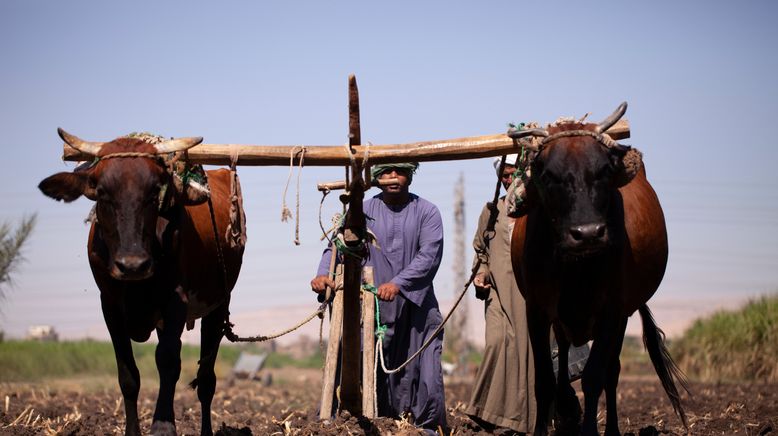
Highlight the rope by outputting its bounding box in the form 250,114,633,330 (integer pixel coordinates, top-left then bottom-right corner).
96,151,163,161
224,298,332,343
362,141,371,188
318,192,342,243
537,129,620,150
369,261,482,374
332,232,365,259
281,146,307,245
225,148,247,250
343,142,359,177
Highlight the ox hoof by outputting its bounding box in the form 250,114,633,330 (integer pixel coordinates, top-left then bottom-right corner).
150,420,177,436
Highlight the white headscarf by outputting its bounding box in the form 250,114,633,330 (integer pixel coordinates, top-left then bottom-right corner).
493,154,519,175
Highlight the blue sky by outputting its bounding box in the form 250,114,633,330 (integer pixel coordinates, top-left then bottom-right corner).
1,1,777,340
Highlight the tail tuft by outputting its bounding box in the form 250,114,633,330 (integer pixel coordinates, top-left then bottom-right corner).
639,304,691,429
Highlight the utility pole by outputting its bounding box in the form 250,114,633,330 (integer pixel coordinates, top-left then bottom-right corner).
447,172,469,375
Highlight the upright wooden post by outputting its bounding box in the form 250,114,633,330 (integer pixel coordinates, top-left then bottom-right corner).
339,74,364,416
361,266,376,418
319,264,343,419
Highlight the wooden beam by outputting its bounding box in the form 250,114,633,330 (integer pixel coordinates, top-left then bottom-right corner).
361,266,376,419
317,177,399,192
61,120,630,166
339,74,364,417
319,265,344,419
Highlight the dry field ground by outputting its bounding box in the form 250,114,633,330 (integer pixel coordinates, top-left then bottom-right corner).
1,369,776,435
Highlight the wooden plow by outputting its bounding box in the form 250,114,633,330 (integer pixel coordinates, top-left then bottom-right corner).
61,75,630,420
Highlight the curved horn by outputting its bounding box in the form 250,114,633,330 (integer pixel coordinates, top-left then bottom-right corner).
154,136,204,154
507,128,549,139
58,128,103,156
596,101,627,133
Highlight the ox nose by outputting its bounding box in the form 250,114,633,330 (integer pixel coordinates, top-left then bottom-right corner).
569,223,607,243
114,255,153,278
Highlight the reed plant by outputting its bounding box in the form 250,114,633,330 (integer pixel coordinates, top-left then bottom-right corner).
672,294,778,383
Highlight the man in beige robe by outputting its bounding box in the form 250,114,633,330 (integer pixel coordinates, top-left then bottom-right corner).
466,154,535,434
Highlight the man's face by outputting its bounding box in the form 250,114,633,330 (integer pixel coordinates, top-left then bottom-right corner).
378,168,411,195
501,165,517,189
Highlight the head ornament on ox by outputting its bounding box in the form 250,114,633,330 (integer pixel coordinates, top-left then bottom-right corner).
503,102,644,217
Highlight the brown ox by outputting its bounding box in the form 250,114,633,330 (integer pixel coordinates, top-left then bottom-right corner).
509,103,688,436
38,129,244,436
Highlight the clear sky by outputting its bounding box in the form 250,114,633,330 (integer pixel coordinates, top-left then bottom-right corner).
1,1,776,341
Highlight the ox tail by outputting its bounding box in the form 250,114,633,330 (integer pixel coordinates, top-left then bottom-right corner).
639,304,691,429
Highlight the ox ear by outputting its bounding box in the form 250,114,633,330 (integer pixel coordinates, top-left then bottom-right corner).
38,172,97,202
171,174,210,206
182,183,210,205
609,145,643,187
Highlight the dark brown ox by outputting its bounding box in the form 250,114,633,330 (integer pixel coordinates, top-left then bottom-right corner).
38,129,244,436
509,103,688,436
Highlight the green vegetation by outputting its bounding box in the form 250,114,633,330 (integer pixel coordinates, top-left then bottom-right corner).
442,344,483,368
672,294,778,383
265,349,324,368
0,214,36,303
620,335,653,375
0,340,321,384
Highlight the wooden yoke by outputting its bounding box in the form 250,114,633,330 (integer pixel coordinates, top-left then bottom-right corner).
61,123,630,165
339,74,365,416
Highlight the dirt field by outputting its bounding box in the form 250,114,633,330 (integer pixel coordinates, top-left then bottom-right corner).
1,369,776,435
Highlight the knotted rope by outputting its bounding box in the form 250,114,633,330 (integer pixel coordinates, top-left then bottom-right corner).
281,146,307,245
225,147,247,250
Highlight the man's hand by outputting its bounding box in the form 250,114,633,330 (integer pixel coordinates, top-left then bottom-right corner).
474,272,492,300
376,282,401,301
311,275,335,294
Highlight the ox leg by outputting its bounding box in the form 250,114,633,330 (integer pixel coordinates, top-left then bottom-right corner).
580,316,620,436
101,299,142,436
193,301,228,436
527,306,554,436
151,293,187,435
552,328,582,435
603,318,627,436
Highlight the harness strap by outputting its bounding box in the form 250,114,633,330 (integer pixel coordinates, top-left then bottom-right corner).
537,129,620,150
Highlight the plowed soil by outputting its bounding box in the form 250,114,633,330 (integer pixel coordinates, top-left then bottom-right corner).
1,370,776,435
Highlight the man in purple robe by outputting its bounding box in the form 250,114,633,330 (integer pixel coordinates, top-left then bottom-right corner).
311,162,447,433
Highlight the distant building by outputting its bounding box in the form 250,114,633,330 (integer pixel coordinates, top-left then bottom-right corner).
26,325,59,342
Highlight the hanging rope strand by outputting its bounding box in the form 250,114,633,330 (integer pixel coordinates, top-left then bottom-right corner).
294,147,306,245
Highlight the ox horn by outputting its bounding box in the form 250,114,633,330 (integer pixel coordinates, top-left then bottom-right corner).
154,136,204,154
58,128,103,156
596,101,628,133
